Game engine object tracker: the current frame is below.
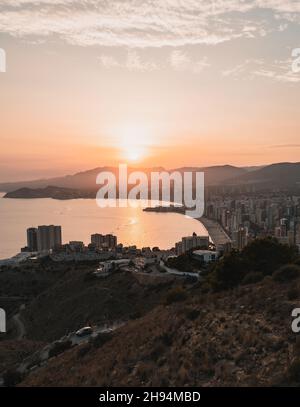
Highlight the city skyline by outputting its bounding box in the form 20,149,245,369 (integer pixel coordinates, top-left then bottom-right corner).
0,1,300,182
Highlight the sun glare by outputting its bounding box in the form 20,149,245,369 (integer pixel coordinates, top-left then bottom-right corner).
117,124,151,163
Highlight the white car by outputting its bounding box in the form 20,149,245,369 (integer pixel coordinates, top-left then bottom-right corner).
75,326,93,337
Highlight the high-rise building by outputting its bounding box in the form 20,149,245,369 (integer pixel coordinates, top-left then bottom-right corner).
91,234,105,248
105,234,117,249
27,227,38,251
177,234,209,255
91,233,117,249
233,227,248,251
37,225,62,252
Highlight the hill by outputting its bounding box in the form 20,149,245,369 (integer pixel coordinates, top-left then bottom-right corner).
225,162,300,188
19,271,300,387
0,165,248,193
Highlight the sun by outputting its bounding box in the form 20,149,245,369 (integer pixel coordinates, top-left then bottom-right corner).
117,124,151,163
123,145,146,162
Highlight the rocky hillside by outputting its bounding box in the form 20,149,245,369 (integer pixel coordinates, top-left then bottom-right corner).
20,271,300,387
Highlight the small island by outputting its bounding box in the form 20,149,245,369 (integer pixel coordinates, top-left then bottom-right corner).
3,186,95,200
143,205,185,214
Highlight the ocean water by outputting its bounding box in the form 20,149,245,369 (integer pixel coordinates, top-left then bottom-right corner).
0,193,208,259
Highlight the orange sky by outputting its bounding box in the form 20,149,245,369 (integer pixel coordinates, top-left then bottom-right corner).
0,1,300,181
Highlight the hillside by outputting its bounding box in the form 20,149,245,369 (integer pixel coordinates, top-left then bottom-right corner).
0,165,247,193
225,162,300,187
1,239,300,387
22,267,176,342
20,273,300,387
3,186,94,200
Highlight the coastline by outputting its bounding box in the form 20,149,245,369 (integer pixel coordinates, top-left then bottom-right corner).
198,217,232,247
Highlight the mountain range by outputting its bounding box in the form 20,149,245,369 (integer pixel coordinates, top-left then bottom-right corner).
0,162,300,195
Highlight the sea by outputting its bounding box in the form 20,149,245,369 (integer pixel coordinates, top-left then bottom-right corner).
0,193,208,259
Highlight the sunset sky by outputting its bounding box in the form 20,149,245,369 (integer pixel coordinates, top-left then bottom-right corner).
0,0,300,181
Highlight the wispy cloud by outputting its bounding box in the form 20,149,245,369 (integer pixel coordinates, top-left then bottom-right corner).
170,50,209,73
223,58,300,83
269,144,300,149
0,1,300,48
98,50,159,71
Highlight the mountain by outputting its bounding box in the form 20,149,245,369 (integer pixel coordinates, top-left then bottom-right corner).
225,162,300,187
171,165,248,185
1,163,299,195
19,266,300,387
0,165,247,193
3,186,93,200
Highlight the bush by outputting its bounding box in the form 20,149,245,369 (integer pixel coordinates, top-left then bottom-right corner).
209,250,245,290
165,286,188,304
272,264,300,283
49,340,72,358
3,369,24,387
207,238,298,291
90,332,113,349
241,238,297,275
242,272,264,285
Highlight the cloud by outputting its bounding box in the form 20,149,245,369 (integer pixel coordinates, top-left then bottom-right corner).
170,50,209,73
269,144,300,148
0,1,300,48
223,58,300,83
98,50,159,71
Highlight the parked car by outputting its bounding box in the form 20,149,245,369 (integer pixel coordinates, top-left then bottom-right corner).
75,326,93,337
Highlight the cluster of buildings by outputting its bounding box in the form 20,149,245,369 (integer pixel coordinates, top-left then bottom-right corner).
24,226,62,252
175,233,210,255
20,224,218,267
21,225,175,263
204,193,300,251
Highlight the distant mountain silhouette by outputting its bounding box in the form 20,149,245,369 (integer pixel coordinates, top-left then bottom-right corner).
0,165,248,192
1,163,299,194
224,162,300,187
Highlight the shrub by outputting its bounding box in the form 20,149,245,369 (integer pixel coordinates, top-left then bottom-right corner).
209,250,245,290
242,272,264,285
90,332,113,349
272,264,300,283
165,286,188,304
207,238,298,291
242,238,297,275
49,340,72,358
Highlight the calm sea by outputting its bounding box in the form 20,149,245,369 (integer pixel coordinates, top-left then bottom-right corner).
0,193,208,259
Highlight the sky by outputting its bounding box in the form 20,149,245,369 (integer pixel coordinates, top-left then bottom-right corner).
0,0,300,181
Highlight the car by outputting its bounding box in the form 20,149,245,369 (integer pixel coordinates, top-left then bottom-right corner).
75,326,93,337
